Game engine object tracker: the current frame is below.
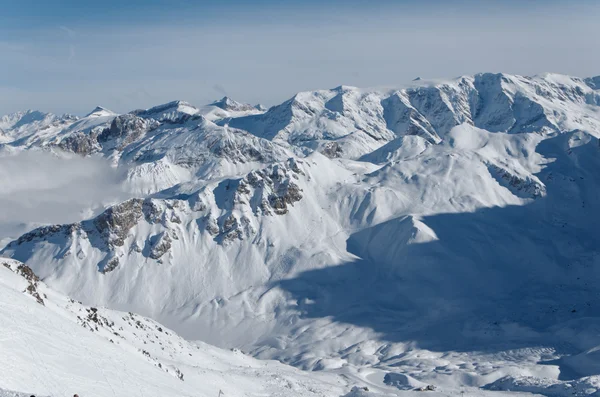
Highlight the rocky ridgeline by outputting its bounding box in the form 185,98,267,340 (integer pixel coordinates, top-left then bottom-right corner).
131,100,199,123
98,114,160,150
488,164,546,199
237,157,304,216
93,198,177,271
2,261,45,305
4,198,170,272
74,306,185,381
4,74,600,162
57,114,158,155
231,73,600,159
211,96,257,112
2,158,309,271
94,199,162,247
8,198,159,247
202,157,305,243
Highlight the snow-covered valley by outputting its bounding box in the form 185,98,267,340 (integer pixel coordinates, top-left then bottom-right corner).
1,73,600,396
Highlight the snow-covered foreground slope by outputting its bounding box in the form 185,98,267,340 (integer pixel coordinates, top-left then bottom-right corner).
0,258,352,397
1,258,542,397
2,72,600,396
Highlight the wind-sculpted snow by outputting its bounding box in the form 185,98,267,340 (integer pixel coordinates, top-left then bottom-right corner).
2,72,600,396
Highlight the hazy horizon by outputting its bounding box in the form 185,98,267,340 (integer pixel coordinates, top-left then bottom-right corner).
1,0,598,116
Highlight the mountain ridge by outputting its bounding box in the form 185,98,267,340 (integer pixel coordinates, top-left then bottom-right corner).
2,72,600,396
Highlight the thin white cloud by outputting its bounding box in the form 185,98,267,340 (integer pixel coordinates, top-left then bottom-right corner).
59,25,76,38
59,25,77,62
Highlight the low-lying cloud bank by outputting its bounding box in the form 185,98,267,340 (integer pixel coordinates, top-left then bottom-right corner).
0,150,130,247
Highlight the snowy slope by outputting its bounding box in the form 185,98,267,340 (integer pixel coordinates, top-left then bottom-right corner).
0,258,546,397
0,258,353,397
2,72,600,396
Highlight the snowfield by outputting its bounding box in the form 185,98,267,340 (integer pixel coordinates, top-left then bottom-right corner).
1,72,600,396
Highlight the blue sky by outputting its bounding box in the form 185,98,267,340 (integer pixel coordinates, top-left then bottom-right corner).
0,0,598,115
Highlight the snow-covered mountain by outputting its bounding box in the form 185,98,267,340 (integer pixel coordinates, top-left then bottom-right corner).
2,72,600,396
210,96,260,113
229,73,600,158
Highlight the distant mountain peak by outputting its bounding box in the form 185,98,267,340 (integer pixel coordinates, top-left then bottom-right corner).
85,106,115,117
145,100,196,113
210,96,255,112
332,85,357,92
0,109,56,131
130,100,200,123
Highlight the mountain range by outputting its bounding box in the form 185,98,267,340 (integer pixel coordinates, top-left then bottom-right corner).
1,73,600,397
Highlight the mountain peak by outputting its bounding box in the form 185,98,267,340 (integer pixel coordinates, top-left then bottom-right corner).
332,85,357,92
166,100,192,107
85,106,115,117
0,109,55,131
131,100,199,123
210,96,255,112
144,100,196,113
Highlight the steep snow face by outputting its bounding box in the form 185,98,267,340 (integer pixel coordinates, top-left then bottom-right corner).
2,73,600,396
380,92,441,144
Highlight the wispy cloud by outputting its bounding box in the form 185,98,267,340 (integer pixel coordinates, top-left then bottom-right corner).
59,25,76,62
59,25,76,38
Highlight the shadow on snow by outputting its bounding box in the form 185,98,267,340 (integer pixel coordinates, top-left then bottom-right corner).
276,132,600,375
